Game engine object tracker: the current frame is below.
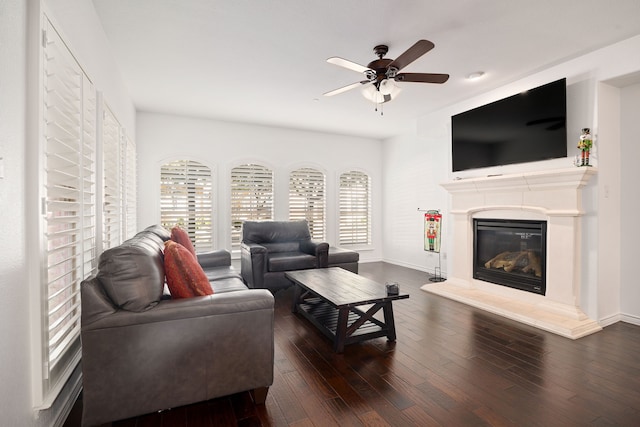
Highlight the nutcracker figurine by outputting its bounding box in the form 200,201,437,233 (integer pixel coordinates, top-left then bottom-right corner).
424,210,442,253
577,128,593,166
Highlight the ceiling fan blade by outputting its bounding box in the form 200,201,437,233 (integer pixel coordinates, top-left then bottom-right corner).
388,40,435,71
395,72,449,84
327,57,371,74
323,81,366,97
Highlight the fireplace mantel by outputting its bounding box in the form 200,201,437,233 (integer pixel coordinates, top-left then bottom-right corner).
441,167,597,194
423,167,601,339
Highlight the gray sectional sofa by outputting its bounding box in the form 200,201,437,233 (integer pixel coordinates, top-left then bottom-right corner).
80,225,274,426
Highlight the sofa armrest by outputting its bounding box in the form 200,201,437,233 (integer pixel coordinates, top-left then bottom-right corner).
240,242,267,288
81,289,274,426
300,240,329,268
197,249,231,269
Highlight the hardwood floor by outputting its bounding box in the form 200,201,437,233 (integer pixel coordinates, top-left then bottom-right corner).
65,262,640,426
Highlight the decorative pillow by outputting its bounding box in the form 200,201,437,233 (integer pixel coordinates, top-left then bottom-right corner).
164,240,213,299
170,225,196,257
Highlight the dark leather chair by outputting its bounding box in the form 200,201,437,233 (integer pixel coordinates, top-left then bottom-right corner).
240,220,329,293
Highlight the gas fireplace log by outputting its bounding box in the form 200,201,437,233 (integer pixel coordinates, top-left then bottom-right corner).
484,250,542,277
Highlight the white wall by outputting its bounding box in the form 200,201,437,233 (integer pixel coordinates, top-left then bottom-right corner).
381,123,451,274
620,82,640,322
136,112,383,262
382,35,640,322
0,2,38,425
0,0,135,425
596,82,622,323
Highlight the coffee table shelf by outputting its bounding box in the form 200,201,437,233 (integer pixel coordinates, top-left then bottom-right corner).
298,297,386,340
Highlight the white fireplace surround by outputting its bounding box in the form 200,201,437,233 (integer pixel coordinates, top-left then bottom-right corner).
422,167,602,339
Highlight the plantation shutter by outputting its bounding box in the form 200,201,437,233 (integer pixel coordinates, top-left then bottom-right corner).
230,164,274,250
160,160,213,251
102,106,121,249
289,167,326,240
339,171,371,245
42,17,95,397
124,135,137,239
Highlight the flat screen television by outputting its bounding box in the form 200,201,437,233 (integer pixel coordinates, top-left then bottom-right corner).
451,78,567,172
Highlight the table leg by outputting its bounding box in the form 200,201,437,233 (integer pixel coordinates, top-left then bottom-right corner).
382,302,397,342
291,284,301,313
334,307,349,353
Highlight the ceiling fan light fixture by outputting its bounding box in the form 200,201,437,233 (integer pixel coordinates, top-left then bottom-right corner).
361,84,388,104
379,78,402,97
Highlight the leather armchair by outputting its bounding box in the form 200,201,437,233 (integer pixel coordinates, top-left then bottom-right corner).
241,220,329,293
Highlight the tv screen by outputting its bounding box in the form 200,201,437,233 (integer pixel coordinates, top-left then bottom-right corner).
451,78,567,172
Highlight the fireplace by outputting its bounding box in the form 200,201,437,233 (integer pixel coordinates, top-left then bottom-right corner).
473,219,546,295
423,167,602,339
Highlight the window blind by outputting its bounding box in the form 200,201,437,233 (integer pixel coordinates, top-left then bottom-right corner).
339,170,371,245
124,135,137,239
102,105,121,249
160,160,213,251
42,17,94,399
230,164,273,250
289,167,326,240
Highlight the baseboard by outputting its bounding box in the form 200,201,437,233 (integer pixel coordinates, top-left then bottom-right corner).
599,313,622,327
598,312,640,328
381,258,447,277
620,313,640,326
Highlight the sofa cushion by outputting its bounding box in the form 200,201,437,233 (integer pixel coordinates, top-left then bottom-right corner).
164,240,213,299
143,224,171,241
125,232,165,254
268,252,316,272
203,265,243,282
262,242,300,253
97,245,164,312
209,277,249,293
171,225,196,257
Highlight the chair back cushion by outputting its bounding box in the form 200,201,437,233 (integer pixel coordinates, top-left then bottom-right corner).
242,220,311,246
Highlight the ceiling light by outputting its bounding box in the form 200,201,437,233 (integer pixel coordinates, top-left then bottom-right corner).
466,71,485,80
379,79,402,97
361,83,389,104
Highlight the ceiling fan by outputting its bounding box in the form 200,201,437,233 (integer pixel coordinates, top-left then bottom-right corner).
324,40,449,107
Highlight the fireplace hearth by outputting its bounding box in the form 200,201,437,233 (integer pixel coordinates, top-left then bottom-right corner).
474,219,546,295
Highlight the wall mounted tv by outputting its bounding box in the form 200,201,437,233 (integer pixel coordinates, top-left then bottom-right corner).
451,78,567,172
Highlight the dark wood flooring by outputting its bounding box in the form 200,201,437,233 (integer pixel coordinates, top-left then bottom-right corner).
65,262,640,426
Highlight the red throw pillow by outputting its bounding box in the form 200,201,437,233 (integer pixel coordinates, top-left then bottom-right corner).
164,240,213,299
170,225,196,257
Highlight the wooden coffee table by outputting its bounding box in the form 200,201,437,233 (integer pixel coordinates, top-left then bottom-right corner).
285,268,409,353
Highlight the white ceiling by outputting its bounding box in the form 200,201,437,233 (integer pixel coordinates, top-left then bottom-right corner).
91,0,640,140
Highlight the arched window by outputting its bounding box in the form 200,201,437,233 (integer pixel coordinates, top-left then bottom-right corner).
289,167,326,240
339,170,371,245
160,160,213,251
230,163,274,251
